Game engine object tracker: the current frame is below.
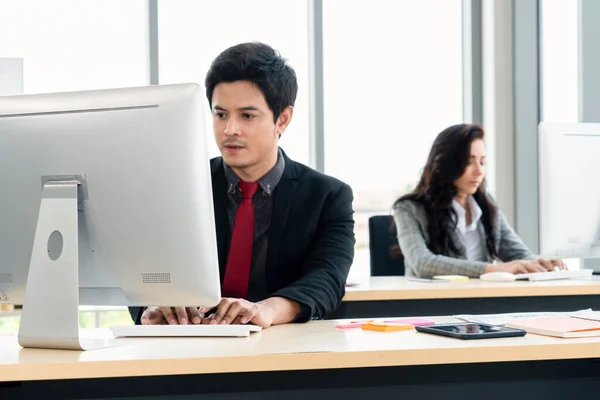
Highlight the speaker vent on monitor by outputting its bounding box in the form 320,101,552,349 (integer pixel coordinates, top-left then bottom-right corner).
0,273,14,284
141,272,171,284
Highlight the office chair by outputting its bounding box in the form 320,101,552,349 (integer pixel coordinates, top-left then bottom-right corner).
368,215,405,276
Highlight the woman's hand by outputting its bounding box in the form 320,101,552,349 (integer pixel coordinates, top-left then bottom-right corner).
536,258,567,270
485,260,547,274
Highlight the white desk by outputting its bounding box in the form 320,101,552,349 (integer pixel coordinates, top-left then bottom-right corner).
333,276,600,319
2,317,600,399
344,276,600,301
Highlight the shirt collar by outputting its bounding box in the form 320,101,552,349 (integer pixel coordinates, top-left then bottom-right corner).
223,148,285,196
452,195,483,233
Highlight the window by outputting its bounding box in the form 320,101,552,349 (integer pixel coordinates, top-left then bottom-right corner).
540,0,578,123
322,0,464,279
0,0,148,319
158,0,310,163
540,0,580,271
0,0,148,94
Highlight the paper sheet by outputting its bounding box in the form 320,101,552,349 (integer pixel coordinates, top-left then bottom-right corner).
454,309,593,326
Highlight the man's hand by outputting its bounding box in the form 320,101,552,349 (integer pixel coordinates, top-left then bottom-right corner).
200,296,301,328
140,306,203,325
200,298,274,328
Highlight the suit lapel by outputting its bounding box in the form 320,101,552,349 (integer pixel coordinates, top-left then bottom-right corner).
211,159,230,281
265,153,298,275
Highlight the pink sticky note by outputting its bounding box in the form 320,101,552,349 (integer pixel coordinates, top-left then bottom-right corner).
383,318,435,326
335,320,374,329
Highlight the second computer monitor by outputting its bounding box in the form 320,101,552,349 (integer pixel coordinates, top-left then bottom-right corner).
539,121,600,260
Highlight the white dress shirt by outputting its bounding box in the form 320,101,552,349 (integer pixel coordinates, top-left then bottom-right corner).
452,196,486,261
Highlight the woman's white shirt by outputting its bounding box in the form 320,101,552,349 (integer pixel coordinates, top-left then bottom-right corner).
452,196,486,261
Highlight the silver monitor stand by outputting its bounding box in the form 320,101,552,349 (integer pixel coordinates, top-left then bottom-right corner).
19,177,111,350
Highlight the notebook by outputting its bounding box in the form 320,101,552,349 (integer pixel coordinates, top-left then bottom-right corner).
505,315,600,338
454,309,593,326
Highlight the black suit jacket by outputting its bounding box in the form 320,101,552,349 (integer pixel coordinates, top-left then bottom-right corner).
129,150,355,323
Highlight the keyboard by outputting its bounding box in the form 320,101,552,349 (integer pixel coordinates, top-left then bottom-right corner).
515,269,594,282
110,324,262,338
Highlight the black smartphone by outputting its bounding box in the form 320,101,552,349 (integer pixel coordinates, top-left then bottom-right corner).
416,323,526,340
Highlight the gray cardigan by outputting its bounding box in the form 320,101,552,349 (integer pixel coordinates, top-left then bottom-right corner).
392,200,536,278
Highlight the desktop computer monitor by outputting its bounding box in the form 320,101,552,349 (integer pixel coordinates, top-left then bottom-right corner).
539,122,600,261
0,83,221,349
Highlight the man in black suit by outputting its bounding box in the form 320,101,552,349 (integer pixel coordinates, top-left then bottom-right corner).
130,42,354,328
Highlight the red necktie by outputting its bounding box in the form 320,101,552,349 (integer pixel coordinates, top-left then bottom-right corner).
222,181,259,299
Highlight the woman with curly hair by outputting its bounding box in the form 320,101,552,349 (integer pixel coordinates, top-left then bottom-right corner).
392,123,564,278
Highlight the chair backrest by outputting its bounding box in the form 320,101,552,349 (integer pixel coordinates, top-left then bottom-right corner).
368,215,405,276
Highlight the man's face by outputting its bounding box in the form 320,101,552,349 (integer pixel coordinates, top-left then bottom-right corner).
212,81,291,174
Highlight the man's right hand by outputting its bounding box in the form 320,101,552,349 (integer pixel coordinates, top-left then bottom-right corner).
140,306,204,325
485,260,547,274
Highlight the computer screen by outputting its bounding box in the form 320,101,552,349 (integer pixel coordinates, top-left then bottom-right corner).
0,83,221,349
538,122,600,261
